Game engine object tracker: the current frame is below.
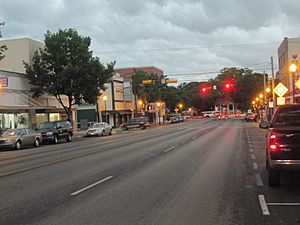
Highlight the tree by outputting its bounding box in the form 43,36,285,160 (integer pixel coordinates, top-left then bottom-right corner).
24,28,115,121
0,45,7,61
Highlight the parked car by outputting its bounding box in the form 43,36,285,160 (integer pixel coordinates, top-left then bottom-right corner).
38,120,73,144
245,113,256,122
0,128,41,150
122,117,151,130
85,122,112,137
259,104,300,186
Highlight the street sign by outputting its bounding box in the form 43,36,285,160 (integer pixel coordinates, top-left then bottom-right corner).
273,82,288,97
268,102,274,108
213,85,217,90
296,79,300,90
277,97,286,105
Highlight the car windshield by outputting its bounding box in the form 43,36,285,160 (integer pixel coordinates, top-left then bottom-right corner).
38,122,55,129
2,130,21,137
91,123,104,128
273,106,300,127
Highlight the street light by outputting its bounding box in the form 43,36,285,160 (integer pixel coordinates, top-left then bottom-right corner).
266,87,271,93
138,100,143,106
289,54,298,103
259,94,264,99
102,95,108,122
178,103,183,110
156,102,161,124
255,97,259,102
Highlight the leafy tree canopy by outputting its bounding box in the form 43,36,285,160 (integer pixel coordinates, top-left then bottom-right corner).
25,28,115,121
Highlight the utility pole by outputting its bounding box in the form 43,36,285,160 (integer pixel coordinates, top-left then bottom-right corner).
0,21,5,38
271,56,276,109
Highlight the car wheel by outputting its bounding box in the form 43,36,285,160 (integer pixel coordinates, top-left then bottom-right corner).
122,126,128,131
53,135,58,144
15,140,22,150
268,167,280,187
101,130,104,136
109,129,112,135
66,133,72,142
34,138,40,147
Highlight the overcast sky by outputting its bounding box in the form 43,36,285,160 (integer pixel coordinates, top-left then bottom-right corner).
1,0,300,82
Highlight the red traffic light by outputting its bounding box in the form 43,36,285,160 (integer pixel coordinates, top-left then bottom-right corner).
223,81,233,91
202,87,207,92
199,84,210,95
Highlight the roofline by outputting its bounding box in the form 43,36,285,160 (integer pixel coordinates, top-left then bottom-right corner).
114,66,163,72
0,37,44,44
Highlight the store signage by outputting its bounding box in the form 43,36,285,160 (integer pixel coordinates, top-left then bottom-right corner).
0,77,8,87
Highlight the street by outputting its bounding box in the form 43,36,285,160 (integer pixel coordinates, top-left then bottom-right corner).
1,119,300,225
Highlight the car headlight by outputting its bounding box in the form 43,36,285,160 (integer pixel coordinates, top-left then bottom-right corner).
4,138,11,143
46,131,53,136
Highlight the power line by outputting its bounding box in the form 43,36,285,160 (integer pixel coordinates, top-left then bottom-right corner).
96,42,279,54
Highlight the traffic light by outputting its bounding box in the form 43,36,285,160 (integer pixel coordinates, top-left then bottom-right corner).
223,81,233,92
199,84,210,95
142,80,153,85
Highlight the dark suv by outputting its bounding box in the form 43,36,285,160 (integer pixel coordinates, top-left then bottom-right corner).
38,120,73,144
260,104,300,186
122,117,151,130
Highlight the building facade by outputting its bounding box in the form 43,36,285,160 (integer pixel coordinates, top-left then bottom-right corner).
76,74,134,128
0,38,69,131
114,66,164,82
278,37,300,103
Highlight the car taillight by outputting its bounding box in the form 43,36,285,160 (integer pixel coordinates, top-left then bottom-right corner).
146,122,150,125
269,132,279,152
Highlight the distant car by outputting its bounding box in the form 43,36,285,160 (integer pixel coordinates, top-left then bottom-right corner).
260,104,300,186
245,113,256,122
122,117,151,130
38,120,73,144
0,128,41,150
202,111,217,118
85,122,112,136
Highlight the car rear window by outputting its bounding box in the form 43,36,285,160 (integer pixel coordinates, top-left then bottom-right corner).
273,105,300,127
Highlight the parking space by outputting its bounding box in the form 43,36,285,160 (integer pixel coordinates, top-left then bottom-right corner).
245,122,300,223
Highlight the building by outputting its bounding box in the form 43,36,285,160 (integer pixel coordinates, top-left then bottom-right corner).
0,38,69,131
114,66,164,82
277,37,300,103
76,74,134,128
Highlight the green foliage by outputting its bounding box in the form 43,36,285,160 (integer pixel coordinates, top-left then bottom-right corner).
0,45,7,61
24,28,115,121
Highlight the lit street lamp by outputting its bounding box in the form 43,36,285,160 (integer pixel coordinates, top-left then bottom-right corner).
102,95,108,122
289,54,298,103
156,102,161,124
259,94,264,99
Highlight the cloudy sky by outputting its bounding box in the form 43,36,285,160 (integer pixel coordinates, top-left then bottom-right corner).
1,0,300,82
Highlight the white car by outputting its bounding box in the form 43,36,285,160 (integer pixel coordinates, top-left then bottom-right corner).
85,122,112,137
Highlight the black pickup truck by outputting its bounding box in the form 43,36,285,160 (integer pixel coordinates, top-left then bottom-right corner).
260,104,300,186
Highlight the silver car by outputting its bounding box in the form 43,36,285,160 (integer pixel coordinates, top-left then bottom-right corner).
85,123,112,137
0,128,42,150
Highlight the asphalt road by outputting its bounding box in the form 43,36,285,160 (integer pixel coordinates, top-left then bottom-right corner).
1,119,300,225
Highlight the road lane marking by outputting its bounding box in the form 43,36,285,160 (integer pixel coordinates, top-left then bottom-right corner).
255,174,264,186
267,203,300,206
259,195,270,215
249,144,253,148
70,176,113,196
164,147,175,153
248,140,251,144
249,148,254,153
192,136,198,140
251,154,256,160
253,162,258,169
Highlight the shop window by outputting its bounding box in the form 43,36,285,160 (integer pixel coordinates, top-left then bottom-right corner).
49,113,60,122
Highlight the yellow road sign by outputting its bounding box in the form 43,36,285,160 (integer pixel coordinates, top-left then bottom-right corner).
277,97,286,105
274,82,288,97
296,79,300,90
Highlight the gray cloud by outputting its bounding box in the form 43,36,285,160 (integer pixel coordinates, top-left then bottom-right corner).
0,0,300,82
